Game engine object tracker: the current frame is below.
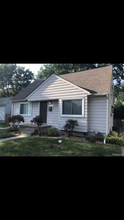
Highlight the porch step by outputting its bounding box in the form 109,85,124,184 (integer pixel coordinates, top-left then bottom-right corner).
20,128,35,136
20,124,51,136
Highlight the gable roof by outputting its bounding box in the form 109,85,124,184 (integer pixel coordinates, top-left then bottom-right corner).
59,65,113,94
11,65,113,101
11,79,45,101
0,97,13,106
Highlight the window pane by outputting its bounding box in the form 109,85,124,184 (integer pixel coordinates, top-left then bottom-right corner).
72,100,82,115
20,104,28,114
63,100,71,114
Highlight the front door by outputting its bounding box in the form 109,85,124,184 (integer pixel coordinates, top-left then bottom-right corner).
40,101,47,123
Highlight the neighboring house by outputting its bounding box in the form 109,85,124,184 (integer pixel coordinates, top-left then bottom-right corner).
0,97,13,123
11,65,113,135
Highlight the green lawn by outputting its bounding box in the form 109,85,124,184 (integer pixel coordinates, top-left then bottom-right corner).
0,137,121,156
0,124,15,139
0,124,11,128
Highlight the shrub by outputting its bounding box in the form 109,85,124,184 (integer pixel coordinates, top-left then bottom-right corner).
94,132,104,142
30,116,43,136
47,127,60,137
86,132,104,143
110,131,118,137
8,115,25,133
63,119,79,137
112,126,120,135
31,129,38,136
106,136,124,146
86,136,97,142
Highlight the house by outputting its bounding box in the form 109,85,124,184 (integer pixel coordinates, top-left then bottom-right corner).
0,97,13,123
11,65,113,136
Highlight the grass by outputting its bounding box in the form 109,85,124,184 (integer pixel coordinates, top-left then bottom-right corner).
0,124,16,139
0,137,121,156
0,124,10,128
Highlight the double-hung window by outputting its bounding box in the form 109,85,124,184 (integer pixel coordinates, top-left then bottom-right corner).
20,103,29,115
62,99,84,117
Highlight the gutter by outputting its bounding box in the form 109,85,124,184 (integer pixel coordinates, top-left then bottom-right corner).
11,99,26,102
91,93,110,96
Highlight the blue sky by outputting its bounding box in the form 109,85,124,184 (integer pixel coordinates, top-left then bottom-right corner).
16,64,43,77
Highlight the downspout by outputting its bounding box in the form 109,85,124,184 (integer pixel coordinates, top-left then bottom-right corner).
106,94,109,135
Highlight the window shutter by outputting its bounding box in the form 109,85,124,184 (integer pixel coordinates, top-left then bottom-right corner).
16,103,20,115
29,102,32,116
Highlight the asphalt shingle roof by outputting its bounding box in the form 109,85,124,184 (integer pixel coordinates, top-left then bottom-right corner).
11,79,45,101
11,65,113,101
59,65,113,94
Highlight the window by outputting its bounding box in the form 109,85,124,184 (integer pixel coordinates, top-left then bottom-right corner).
20,103,29,115
62,99,83,116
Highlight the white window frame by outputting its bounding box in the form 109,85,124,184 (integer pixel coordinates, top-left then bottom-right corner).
19,102,30,116
61,98,84,118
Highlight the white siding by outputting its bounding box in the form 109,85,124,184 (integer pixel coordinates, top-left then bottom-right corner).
47,100,59,128
47,97,88,132
28,75,89,101
27,75,88,132
58,97,88,132
12,101,39,124
88,96,107,134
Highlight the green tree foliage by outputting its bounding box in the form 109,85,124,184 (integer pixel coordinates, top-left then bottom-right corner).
37,63,97,79
114,82,124,103
30,116,43,136
0,64,34,97
37,63,124,85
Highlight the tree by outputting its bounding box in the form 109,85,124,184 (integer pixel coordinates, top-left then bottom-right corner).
36,63,97,79
112,63,124,85
37,63,124,85
30,116,43,136
8,115,25,133
114,82,124,103
0,64,34,97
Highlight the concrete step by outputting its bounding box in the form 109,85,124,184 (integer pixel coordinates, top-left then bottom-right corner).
20,129,34,136
20,125,51,136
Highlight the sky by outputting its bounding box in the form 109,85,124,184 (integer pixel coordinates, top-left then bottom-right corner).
16,64,44,77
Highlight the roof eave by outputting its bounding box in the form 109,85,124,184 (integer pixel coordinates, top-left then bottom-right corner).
11,99,27,102
91,93,111,96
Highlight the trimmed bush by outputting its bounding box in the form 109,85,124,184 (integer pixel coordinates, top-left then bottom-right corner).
47,127,60,137
106,136,124,146
63,119,79,137
86,136,97,143
31,116,43,136
110,131,118,137
8,115,24,133
112,126,120,134
86,132,104,143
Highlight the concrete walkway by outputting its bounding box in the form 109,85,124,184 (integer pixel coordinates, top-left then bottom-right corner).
0,134,29,143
